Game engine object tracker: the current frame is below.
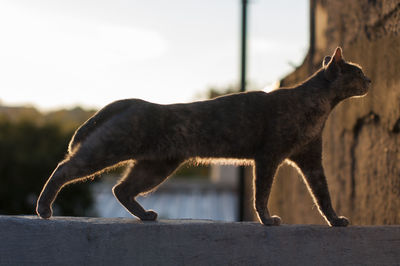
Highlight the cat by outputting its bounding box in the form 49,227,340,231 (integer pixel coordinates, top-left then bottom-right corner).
36,47,371,226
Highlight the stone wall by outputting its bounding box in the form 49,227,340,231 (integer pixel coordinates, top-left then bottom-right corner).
263,0,400,225
1,216,399,265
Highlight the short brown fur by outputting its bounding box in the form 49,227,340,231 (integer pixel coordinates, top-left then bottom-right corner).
36,47,371,226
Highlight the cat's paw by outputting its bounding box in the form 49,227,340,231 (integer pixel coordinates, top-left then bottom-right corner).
330,216,349,227
141,210,158,221
36,204,53,219
261,215,281,226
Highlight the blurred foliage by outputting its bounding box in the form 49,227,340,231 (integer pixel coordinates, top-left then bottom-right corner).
0,105,96,216
206,84,239,99
44,106,95,133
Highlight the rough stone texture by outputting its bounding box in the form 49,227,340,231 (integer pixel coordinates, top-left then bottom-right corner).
1,216,400,266
265,0,400,225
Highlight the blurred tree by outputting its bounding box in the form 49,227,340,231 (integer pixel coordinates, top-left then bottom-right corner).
44,106,96,133
206,85,239,99
0,117,94,216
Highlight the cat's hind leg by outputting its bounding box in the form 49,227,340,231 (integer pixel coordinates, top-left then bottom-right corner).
36,154,122,219
254,158,281,226
112,159,183,221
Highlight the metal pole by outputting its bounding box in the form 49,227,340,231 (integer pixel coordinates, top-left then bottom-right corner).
238,0,247,221
240,0,247,93
308,0,316,74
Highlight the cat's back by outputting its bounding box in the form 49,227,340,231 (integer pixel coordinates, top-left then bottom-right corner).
102,90,292,126
178,90,270,113
110,91,275,114
202,89,297,113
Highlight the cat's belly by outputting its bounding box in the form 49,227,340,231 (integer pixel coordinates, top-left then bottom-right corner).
193,157,254,166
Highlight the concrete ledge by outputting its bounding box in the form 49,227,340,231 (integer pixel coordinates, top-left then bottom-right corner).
1,216,399,266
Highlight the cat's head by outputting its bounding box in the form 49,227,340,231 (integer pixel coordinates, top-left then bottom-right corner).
323,47,371,98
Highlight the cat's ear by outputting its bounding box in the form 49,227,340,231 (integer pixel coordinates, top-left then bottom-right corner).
322,56,331,67
324,47,344,81
332,47,344,62
323,47,344,68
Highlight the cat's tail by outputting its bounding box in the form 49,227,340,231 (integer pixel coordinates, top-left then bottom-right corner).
68,99,133,154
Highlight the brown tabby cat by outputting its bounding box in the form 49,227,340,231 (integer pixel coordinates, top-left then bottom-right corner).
36,47,370,226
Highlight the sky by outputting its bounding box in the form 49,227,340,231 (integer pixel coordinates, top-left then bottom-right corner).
0,0,308,111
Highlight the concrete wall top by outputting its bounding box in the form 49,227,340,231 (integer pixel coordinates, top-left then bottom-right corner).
1,215,399,266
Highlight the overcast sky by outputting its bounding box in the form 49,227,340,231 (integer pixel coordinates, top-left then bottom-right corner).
0,0,308,111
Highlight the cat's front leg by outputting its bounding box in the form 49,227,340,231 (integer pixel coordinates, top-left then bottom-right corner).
290,138,349,227
254,159,281,226
329,216,349,227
